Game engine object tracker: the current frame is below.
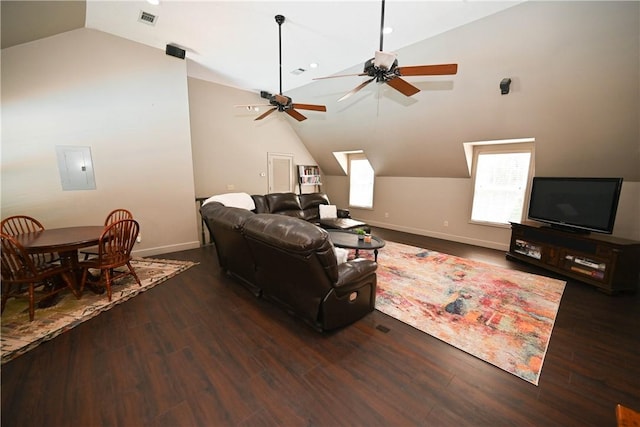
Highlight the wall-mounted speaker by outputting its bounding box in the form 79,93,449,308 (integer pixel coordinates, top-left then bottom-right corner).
166,44,185,60
500,78,512,95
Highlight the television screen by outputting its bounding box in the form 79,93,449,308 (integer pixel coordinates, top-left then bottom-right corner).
527,177,623,234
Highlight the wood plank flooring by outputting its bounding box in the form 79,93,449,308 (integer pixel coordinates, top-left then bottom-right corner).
2,227,639,426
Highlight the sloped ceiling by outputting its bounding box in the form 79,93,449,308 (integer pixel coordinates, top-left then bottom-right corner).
1,0,521,93
4,1,638,181
286,1,640,179
82,0,521,93
1,1,86,49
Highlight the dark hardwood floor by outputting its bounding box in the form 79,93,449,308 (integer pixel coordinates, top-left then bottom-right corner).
2,227,639,426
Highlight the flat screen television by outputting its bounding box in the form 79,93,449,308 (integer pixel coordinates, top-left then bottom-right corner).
527,177,623,234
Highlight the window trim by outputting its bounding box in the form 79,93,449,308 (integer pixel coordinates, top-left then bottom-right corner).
468,140,535,228
348,153,375,209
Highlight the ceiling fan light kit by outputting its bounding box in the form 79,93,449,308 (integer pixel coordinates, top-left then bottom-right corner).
373,51,398,70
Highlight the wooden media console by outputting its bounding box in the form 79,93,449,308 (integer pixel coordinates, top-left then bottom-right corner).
507,222,640,294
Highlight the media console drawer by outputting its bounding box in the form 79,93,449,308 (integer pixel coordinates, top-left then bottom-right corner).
507,222,640,294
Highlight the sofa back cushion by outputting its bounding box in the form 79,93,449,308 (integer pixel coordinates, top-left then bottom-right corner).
243,214,339,321
299,193,330,221
251,195,268,213
200,202,257,288
264,193,304,218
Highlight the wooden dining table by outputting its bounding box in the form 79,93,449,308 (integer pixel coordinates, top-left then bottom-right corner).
13,225,106,296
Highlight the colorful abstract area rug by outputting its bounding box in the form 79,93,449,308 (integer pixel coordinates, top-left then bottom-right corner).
1,258,196,365
369,241,566,385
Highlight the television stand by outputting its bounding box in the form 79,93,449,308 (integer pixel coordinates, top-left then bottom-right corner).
548,223,591,234
507,221,640,294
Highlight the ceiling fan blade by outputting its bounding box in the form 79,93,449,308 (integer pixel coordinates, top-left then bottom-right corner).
254,107,277,121
286,109,307,121
386,77,420,97
313,73,368,81
338,77,376,102
397,63,458,76
292,103,327,112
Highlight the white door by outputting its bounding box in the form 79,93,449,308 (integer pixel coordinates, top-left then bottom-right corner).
268,153,293,193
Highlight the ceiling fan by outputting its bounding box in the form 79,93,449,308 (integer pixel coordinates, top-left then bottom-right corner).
237,15,326,122
315,0,458,102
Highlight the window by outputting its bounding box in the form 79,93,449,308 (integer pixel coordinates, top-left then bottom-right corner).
469,141,534,226
349,154,374,208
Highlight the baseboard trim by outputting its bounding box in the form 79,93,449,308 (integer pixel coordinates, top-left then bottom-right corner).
132,240,201,258
364,220,510,252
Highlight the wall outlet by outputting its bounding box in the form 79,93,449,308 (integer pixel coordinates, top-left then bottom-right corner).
136,233,142,243
384,212,389,218
227,184,235,190
444,220,449,227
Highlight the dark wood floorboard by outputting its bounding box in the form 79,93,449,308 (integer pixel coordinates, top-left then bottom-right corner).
2,227,639,426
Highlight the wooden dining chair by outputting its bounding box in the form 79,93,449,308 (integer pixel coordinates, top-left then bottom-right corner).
1,233,80,321
104,209,133,225
81,209,133,260
78,219,141,301
1,215,58,266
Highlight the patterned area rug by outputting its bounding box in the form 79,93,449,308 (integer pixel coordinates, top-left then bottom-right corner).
369,241,566,385
1,258,196,364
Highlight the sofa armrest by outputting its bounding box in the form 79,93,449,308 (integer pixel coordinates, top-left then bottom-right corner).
334,258,377,291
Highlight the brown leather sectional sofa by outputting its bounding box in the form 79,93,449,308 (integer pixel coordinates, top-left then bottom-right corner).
251,192,369,231
200,195,378,331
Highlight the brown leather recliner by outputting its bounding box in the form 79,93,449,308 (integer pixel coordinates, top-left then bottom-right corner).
242,214,377,331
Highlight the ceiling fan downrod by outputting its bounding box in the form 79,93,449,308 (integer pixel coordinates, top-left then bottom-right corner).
275,14,285,96
379,0,386,51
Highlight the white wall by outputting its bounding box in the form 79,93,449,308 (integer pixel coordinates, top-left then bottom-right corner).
1,28,198,256
188,77,318,198
324,176,640,250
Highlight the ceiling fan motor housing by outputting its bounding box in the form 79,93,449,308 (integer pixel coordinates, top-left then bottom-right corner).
364,57,399,82
268,94,292,109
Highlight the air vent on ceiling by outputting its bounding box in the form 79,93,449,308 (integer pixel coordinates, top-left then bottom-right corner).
290,68,306,75
138,11,157,25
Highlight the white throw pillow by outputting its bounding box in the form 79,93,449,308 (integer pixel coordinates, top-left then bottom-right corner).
334,247,349,264
319,204,338,219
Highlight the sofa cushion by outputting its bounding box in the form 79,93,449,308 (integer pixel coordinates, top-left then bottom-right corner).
265,193,304,218
202,203,254,230
319,204,338,219
244,214,339,280
299,192,329,221
244,214,328,252
200,202,259,295
318,217,369,232
251,195,268,213
299,193,330,210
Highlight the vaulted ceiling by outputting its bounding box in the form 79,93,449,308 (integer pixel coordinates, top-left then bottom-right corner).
1,0,521,94
4,2,637,181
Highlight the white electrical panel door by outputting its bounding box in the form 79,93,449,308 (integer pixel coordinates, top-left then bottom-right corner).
268,153,293,193
56,146,96,191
